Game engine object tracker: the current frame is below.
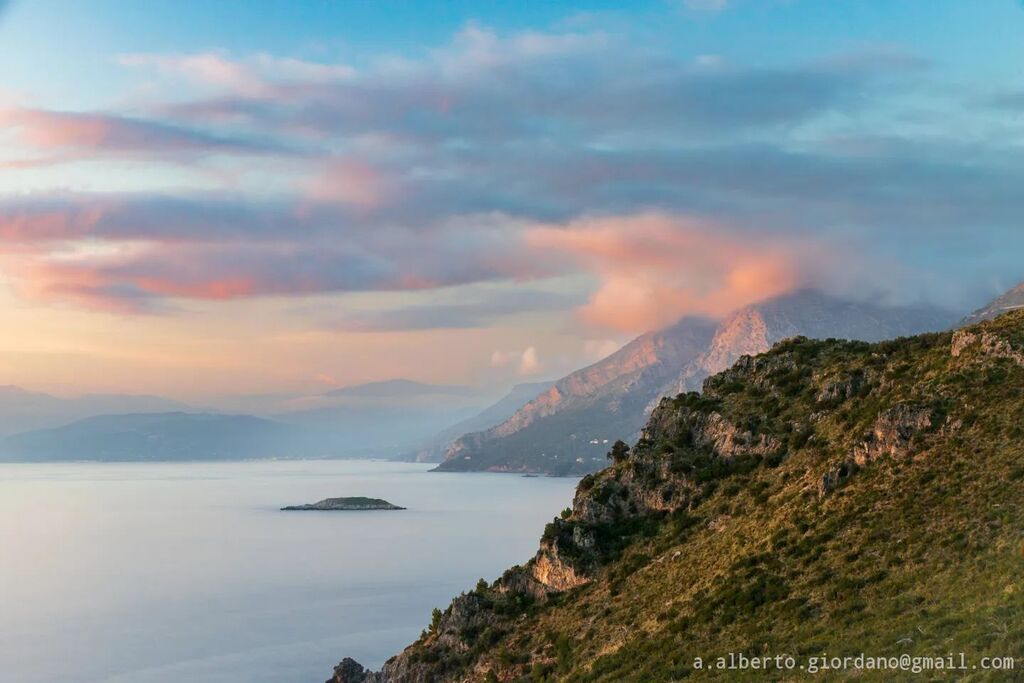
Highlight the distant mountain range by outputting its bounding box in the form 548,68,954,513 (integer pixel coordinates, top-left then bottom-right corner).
0,379,500,462
324,379,477,399
0,412,295,462
0,386,191,437
4,285,1020,466
436,290,960,475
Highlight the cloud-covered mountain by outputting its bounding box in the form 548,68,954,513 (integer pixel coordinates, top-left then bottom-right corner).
960,281,1024,326
437,291,959,474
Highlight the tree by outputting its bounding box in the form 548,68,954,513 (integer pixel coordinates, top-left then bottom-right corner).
608,440,630,464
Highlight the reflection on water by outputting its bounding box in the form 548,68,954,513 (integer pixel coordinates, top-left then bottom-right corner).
0,460,577,683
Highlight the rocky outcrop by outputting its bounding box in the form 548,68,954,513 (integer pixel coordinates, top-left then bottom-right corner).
852,404,935,467
951,329,1024,367
281,497,405,511
531,546,589,592
327,658,370,683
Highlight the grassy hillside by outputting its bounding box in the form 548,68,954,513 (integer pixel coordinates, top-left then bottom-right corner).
332,312,1024,683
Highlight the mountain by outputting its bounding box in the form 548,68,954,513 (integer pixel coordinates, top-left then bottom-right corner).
0,386,191,437
437,290,957,475
438,316,719,475
330,310,1024,683
961,281,1024,326
325,379,475,399
0,412,297,462
206,379,498,459
404,381,554,463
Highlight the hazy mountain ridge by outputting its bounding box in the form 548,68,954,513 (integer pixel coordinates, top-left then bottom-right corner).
0,387,193,438
0,412,296,462
405,382,554,463
438,291,958,475
961,282,1024,326
331,309,1024,682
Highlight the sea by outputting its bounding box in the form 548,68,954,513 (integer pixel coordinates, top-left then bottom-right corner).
0,460,577,683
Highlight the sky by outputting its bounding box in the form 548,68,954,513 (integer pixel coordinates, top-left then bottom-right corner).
1,0,1023,400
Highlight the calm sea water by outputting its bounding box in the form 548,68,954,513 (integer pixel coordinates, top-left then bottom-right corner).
0,460,577,683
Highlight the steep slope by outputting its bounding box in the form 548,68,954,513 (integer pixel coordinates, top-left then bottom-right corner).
405,382,553,463
439,291,956,475
0,412,296,462
961,281,1024,326
330,310,1024,683
437,317,718,475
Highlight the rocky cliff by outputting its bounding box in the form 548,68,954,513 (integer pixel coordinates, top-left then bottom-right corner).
328,309,1024,682
438,291,956,475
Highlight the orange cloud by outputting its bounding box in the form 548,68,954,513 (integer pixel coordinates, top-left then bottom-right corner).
525,213,818,333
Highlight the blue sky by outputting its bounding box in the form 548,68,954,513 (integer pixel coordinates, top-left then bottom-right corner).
0,0,1022,397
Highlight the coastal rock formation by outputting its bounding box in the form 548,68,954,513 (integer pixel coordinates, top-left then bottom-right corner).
327,310,1024,682
281,497,404,511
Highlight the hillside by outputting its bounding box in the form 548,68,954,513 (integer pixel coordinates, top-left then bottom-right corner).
437,316,718,474
331,310,1024,682
962,281,1024,326
438,291,956,475
405,382,554,463
0,412,296,462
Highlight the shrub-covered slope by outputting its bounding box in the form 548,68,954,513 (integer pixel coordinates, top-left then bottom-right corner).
331,312,1024,682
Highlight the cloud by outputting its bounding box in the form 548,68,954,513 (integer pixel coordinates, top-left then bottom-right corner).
0,196,560,311
1,24,1021,321
490,345,543,376
0,106,285,159
303,158,393,209
519,346,541,375
331,288,581,332
526,213,824,332
118,51,355,97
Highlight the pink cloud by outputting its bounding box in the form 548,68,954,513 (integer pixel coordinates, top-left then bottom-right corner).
525,213,823,333
0,106,277,157
118,52,355,98
303,158,393,210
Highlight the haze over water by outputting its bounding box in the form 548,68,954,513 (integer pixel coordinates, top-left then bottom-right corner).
0,460,577,683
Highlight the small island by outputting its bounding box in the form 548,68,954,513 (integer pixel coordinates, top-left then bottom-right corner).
280,496,405,511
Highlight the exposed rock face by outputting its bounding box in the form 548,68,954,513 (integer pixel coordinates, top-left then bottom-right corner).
951,329,1024,367
852,404,934,467
531,541,589,591
438,291,955,475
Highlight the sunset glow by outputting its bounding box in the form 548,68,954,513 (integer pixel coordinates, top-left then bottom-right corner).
1,0,1022,399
